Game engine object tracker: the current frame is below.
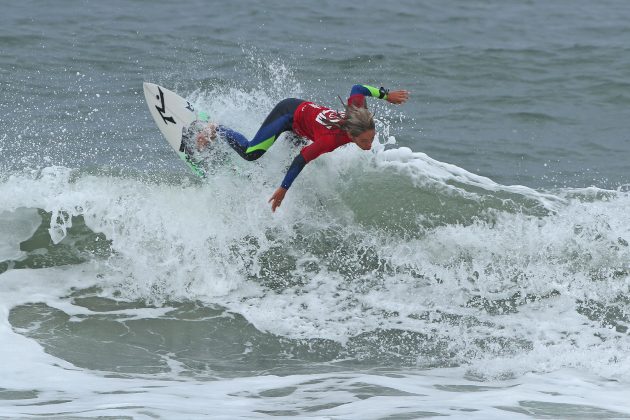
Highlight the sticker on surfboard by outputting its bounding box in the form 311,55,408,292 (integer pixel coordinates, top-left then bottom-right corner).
143,82,209,177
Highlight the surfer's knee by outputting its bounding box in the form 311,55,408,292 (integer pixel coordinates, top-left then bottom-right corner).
243,151,264,161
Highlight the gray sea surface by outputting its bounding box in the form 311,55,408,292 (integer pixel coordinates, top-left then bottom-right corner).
1,0,630,418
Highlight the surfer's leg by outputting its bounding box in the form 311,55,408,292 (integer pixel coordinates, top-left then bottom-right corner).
221,98,305,161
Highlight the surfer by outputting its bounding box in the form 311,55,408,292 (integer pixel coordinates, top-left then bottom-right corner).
196,85,409,212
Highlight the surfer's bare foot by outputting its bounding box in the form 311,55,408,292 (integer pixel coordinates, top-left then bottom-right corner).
196,123,217,150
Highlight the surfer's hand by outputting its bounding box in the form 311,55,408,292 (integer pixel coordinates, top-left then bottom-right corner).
387,90,409,104
269,187,287,212
196,123,217,150
196,132,209,150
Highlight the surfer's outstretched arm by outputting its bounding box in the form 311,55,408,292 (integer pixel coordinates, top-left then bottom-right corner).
268,152,307,212
348,84,409,107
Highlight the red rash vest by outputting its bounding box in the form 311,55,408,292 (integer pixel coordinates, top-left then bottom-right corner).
291,93,369,163
291,102,351,163
278,86,385,190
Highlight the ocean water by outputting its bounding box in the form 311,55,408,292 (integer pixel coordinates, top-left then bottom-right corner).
2,0,630,418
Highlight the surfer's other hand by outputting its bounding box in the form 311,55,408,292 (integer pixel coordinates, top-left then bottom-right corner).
196,123,217,150
196,132,209,150
386,90,409,104
269,187,287,212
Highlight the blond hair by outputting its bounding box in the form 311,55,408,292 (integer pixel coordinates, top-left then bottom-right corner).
321,102,375,137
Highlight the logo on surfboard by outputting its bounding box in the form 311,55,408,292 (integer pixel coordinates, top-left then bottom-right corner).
155,86,176,125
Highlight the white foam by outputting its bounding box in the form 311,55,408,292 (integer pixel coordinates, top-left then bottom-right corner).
0,265,100,390
1,292,629,420
1,163,630,416
1,155,630,373
0,207,41,261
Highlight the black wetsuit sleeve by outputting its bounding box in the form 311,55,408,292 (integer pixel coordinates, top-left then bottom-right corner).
280,154,307,189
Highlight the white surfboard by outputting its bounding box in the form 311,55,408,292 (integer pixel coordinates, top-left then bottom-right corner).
143,82,208,177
